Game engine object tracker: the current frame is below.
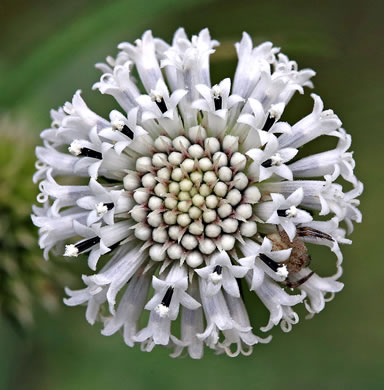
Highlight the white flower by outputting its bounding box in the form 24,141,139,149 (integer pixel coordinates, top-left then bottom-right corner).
76,178,132,226
144,264,200,320
288,129,357,185
297,216,347,270
195,252,248,297
136,79,187,122
159,28,218,92
32,204,88,259
192,78,244,136
101,272,151,347
247,134,298,181
197,280,250,350
260,178,363,230
238,98,291,148
239,237,292,289
232,34,278,99
170,279,204,359
98,108,148,155
255,188,313,241
246,272,305,333
278,94,342,149
222,294,272,356
33,29,363,359
93,59,140,112
291,269,344,316
63,220,132,270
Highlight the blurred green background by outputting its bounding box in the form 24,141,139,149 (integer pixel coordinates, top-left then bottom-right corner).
0,0,382,389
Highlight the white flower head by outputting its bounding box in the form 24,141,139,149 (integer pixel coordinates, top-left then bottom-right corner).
32,29,363,359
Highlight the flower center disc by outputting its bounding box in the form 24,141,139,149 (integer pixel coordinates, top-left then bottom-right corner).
126,131,258,268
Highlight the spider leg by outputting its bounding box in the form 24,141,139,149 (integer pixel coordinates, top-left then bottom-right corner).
285,271,315,289
297,227,333,242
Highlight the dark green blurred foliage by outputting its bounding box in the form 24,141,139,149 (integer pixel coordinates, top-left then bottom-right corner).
0,117,71,329
0,0,383,389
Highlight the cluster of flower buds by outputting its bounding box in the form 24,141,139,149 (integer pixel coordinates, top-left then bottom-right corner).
124,131,261,267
